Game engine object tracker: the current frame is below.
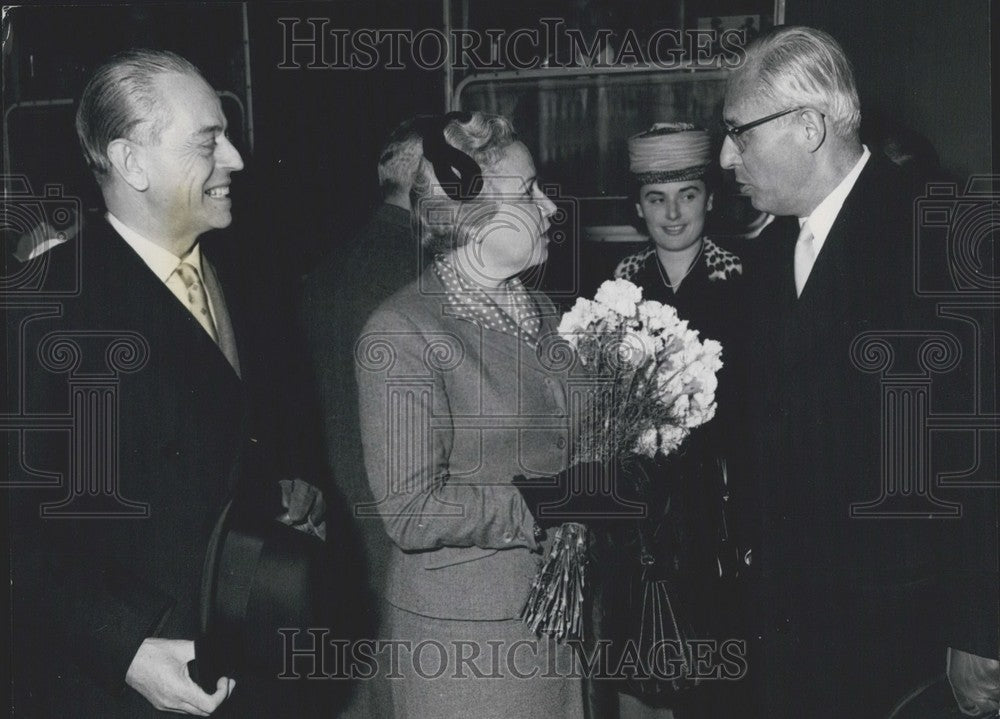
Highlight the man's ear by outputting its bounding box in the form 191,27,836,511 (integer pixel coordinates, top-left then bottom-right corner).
706,192,714,213
800,108,827,153
635,202,645,220
106,139,149,191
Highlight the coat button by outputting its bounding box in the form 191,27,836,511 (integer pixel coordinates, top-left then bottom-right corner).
556,437,566,449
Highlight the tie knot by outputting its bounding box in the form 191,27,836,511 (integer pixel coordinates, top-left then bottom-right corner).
174,261,201,289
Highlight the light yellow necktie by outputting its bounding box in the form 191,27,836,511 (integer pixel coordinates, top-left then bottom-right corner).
172,261,219,342
793,222,815,297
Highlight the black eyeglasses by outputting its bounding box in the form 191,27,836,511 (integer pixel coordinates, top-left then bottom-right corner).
720,106,805,153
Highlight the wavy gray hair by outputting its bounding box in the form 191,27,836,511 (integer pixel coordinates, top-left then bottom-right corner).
733,26,861,139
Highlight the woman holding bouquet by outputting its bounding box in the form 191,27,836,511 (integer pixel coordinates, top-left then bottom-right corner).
591,124,750,719
355,111,593,719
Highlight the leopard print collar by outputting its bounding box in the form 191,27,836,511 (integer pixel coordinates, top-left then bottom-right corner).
613,237,742,283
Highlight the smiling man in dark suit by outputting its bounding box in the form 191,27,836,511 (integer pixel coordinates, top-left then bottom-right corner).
720,26,998,718
9,49,325,717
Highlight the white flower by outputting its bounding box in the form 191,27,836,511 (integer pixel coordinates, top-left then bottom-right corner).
702,338,723,361
699,369,719,396
658,425,689,454
637,300,677,333
671,393,690,418
688,395,717,426
557,282,724,464
558,298,594,336
634,427,659,457
594,279,643,317
617,330,658,368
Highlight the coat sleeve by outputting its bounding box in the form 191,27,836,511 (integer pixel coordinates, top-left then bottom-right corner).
355,308,540,553
46,548,175,690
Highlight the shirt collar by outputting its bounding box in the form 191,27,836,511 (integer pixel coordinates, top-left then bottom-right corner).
433,256,539,343
106,211,204,282
799,145,871,253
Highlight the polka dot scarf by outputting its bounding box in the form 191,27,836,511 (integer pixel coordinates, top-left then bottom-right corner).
433,257,542,347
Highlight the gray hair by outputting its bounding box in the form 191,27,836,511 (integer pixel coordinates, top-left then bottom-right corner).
733,26,861,139
377,119,424,200
410,112,518,256
76,49,203,179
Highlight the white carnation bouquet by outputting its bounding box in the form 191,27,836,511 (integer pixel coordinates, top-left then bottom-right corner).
522,279,723,641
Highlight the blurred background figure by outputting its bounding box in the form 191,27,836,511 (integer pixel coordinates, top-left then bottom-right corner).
300,116,430,718
861,112,956,193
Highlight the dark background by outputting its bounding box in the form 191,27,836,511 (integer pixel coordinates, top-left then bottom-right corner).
0,1,994,707
1,0,992,280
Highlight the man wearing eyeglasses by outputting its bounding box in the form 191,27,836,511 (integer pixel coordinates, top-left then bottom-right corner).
720,25,998,719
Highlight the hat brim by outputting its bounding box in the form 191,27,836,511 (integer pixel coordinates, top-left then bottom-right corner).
190,497,334,690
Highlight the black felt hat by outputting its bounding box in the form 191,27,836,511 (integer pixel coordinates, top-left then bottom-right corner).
886,675,975,718
188,496,335,692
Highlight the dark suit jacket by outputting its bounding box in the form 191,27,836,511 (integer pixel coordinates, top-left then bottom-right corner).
740,156,998,718
7,216,302,717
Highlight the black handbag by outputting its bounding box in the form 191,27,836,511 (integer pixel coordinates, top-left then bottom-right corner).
619,517,703,699
585,450,743,707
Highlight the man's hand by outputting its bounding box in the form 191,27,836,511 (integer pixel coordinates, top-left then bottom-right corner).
125,638,234,715
947,647,1000,716
277,478,326,540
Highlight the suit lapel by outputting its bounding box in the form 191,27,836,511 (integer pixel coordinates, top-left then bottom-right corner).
89,218,244,394
201,256,241,377
788,159,885,357
748,218,798,374
796,193,863,309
